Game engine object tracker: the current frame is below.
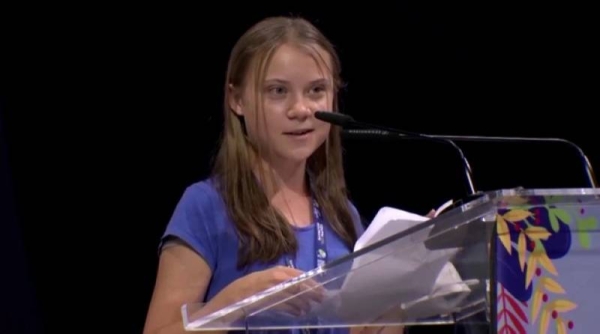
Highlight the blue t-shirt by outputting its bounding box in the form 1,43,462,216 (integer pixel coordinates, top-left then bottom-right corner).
160,178,365,333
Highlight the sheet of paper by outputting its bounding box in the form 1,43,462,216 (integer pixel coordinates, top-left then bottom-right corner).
308,204,471,322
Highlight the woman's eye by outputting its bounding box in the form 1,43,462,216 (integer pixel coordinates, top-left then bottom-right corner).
311,85,326,94
269,86,286,95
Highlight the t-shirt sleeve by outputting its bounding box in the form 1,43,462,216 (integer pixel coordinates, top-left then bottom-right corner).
158,183,218,272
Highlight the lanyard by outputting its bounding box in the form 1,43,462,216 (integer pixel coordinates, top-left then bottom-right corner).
285,198,328,269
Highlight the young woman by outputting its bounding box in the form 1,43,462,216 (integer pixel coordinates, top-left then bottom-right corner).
143,16,404,334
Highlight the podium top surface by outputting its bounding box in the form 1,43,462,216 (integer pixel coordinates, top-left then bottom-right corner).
180,187,600,331
458,187,600,207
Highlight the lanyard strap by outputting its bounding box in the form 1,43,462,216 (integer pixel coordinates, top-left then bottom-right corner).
286,198,327,269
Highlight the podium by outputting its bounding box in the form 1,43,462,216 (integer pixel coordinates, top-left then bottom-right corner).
181,188,600,333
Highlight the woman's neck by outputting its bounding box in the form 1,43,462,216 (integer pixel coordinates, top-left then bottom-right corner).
254,158,314,227
255,158,309,198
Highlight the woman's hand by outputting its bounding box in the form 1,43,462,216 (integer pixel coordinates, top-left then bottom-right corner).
350,304,406,334
204,265,325,317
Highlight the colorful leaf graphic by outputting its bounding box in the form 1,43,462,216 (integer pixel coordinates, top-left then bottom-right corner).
552,208,572,222
506,311,526,334
577,216,598,230
538,252,558,276
525,255,537,288
540,277,565,294
518,232,526,271
556,317,567,334
578,232,590,249
548,214,560,232
576,217,598,249
503,209,533,222
531,288,543,323
539,308,551,334
497,215,511,254
525,226,551,240
548,299,577,312
498,284,528,334
495,202,585,334
549,207,572,233
506,293,528,323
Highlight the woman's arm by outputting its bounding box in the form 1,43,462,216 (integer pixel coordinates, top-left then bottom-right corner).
143,243,219,334
143,241,310,334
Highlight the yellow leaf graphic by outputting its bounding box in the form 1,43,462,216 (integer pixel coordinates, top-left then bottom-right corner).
540,277,566,294
518,232,526,271
496,215,511,254
526,255,537,288
531,288,544,323
503,209,533,222
539,308,551,334
549,299,577,312
538,252,558,276
556,317,567,334
525,226,551,240
504,209,533,221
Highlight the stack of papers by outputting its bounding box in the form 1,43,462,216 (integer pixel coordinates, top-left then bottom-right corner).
309,200,473,321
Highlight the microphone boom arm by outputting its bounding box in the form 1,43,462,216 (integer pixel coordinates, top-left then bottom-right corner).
342,128,477,195
429,134,598,189
343,129,598,189
315,110,598,191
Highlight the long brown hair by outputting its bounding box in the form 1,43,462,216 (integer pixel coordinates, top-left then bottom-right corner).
211,16,358,269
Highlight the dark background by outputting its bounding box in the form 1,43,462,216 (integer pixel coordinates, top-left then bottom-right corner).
1,3,597,333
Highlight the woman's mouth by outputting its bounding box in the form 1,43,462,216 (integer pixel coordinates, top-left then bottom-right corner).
284,129,314,136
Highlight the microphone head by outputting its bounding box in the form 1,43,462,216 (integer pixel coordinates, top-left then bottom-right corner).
314,111,354,126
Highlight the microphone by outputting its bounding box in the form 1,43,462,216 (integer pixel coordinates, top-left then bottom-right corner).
315,111,479,196
315,111,598,189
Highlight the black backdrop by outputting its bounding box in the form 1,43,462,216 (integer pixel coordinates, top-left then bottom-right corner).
1,3,597,333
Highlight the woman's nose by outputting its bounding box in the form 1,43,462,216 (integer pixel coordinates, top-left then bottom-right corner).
288,97,313,119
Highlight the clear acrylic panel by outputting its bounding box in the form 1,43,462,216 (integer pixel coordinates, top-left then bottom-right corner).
181,188,600,332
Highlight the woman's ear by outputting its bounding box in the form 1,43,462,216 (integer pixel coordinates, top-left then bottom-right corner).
228,83,244,116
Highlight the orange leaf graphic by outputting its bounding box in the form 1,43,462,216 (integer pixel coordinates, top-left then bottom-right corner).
525,255,537,288
525,226,551,240
531,288,544,323
539,308,551,334
496,215,511,254
556,317,567,334
503,209,533,222
518,232,526,271
540,277,566,294
548,299,577,313
538,252,558,276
